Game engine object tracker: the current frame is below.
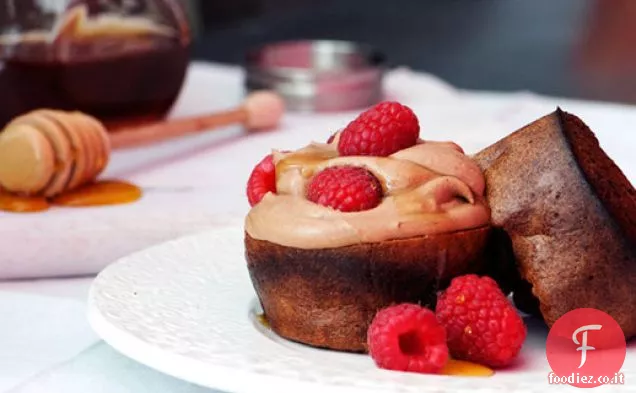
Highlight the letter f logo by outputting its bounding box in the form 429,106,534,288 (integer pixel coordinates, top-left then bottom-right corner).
572,324,602,368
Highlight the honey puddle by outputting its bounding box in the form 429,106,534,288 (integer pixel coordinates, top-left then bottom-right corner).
0,180,142,213
256,313,270,329
255,314,494,377
0,193,49,213
440,359,494,377
52,180,142,207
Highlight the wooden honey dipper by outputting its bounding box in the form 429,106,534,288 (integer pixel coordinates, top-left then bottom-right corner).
0,91,285,197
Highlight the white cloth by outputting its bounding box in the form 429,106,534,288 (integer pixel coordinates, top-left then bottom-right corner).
1,63,634,280
0,291,96,392
0,62,634,392
7,344,216,393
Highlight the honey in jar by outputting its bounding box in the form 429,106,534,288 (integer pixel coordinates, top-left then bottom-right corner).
0,1,191,128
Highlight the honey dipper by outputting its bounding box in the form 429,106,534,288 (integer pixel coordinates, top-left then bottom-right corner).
0,91,285,197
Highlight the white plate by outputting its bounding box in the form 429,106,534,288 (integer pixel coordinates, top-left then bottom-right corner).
88,226,636,393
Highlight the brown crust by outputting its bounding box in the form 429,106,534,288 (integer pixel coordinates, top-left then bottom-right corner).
473,110,636,338
558,109,636,244
245,227,491,352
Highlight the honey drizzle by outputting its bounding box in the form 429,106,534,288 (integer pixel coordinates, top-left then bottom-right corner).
0,180,142,213
275,148,339,178
254,314,494,378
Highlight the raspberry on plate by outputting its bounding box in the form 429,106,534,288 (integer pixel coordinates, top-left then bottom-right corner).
436,274,527,368
367,303,449,374
338,101,420,157
246,154,276,206
306,166,382,212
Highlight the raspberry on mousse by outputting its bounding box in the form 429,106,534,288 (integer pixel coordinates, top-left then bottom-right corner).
306,166,383,212
338,101,420,157
246,154,276,206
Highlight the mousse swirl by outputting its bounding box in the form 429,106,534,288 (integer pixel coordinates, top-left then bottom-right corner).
245,139,490,248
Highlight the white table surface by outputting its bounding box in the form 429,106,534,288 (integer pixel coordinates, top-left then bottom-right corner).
0,62,634,392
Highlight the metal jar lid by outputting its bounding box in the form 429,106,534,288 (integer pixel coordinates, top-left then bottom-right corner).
245,40,386,112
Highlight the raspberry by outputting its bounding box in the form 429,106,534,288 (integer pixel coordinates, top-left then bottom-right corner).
367,304,449,374
436,275,527,368
306,166,382,212
338,101,419,157
246,154,276,206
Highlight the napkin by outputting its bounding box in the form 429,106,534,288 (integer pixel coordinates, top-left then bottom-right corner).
0,62,634,282
0,63,246,280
